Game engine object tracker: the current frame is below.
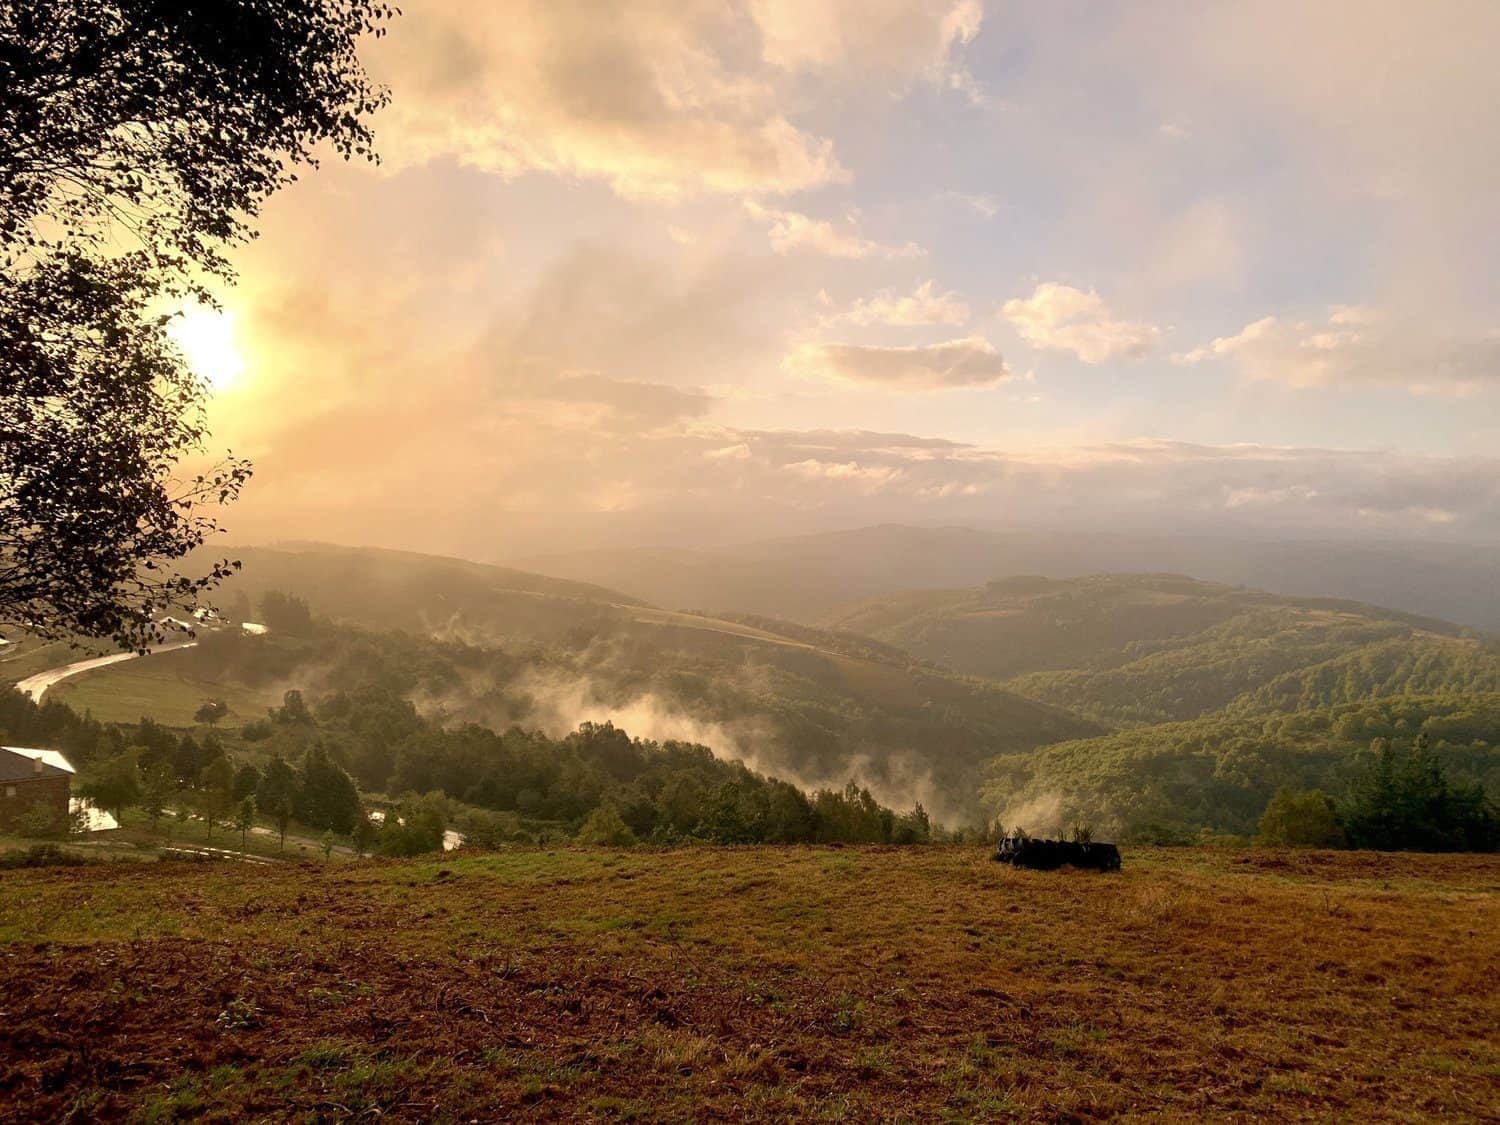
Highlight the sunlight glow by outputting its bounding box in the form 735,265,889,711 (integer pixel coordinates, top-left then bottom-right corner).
169,305,247,393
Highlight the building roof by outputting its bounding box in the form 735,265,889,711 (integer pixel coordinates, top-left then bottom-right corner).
0,746,73,782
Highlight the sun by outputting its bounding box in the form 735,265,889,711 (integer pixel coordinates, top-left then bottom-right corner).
169,305,247,393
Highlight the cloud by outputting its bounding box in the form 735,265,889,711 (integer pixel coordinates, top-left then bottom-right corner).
1002,283,1162,363
946,191,1001,218
1180,307,1500,392
784,336,1010,390
750,0,983,85
745,202,922,259
838,280,970,326
368,0,846,199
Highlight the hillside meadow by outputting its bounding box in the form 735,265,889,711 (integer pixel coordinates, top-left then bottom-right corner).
1,846,1496,1122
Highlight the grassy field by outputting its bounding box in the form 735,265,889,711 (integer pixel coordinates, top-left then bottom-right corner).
0,847,1496,1122
44,647,282,727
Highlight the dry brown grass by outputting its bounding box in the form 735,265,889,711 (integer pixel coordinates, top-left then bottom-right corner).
0,846,1496,1121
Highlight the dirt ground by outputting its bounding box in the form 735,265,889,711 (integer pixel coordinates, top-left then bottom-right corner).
1,846,1496,1122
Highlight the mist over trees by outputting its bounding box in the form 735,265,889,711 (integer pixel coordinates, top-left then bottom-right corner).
0,2,392,648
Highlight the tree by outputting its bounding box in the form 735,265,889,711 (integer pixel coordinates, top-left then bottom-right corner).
200,757,235,838
378,798,447,857
1257,788,1346,849
259,591,315,637
0,1,392,648
352,813,378,858
1342,736,1499,852
232,762,263,803
577,803,637,847
296,744,361,834
0,253,250,651
273,689,313,726
320,829,335,859
141,763,175,833
195,699,229,727
256,755,298,850
892,803,933,845
77,751,142,824
235,795,257,850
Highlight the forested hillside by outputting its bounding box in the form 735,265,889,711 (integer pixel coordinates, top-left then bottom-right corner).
984,694,1500,842
824,573,1499,725
17,548,1497,846
35,572,1098,826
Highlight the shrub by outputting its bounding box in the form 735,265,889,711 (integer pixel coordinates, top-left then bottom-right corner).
0,843,91,869
1257,788,1346,848
577,803,637,846
15,800,66,839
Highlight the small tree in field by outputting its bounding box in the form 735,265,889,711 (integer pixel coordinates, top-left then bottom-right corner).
141,763,174,833
200,757,235,839
194,699,229,727
235,796,257,850
577,803,637,846
1258,788,1346,849
256,756,298,850
352,813,378,858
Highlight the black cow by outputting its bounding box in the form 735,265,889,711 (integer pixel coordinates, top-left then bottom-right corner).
993,836,1122,872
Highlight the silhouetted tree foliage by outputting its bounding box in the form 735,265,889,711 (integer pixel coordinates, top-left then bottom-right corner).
0,253,250,650
141,762,173,831
0,1,393,648
200,755,234,836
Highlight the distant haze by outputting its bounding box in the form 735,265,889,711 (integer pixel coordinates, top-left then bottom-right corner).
513,525,1500,633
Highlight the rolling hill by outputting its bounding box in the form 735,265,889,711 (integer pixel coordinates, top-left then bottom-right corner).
45,543,1102,825
822,573,1500,726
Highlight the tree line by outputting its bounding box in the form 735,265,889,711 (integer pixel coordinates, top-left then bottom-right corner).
1,683,934,852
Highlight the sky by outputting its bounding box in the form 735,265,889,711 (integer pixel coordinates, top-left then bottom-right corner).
189,0,1500,558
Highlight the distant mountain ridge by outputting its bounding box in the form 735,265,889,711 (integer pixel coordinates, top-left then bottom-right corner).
512,525,1500,632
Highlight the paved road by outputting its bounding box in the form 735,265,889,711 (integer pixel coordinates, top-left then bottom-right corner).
14,641,198,702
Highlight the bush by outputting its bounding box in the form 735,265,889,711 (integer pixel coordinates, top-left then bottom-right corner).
1257,788,1346,848
576,803,637,846
15,801,67,839
0,843,92,868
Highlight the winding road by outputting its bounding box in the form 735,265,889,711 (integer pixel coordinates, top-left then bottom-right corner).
15,641,199,703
